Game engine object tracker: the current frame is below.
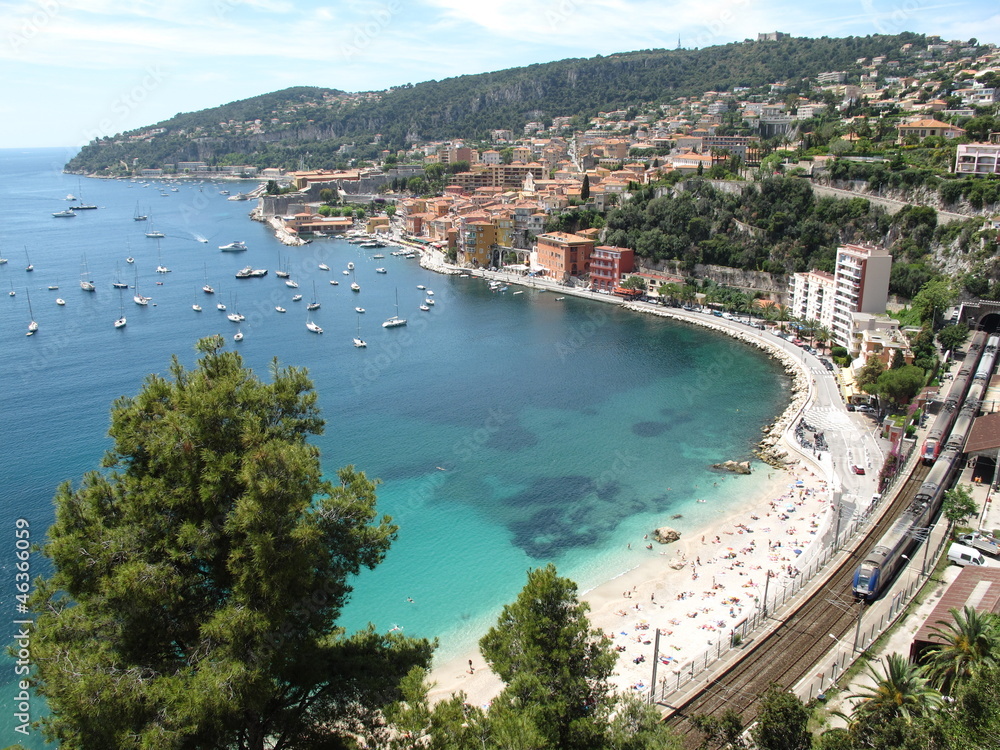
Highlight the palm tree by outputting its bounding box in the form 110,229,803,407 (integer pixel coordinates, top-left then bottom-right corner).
925,605,1000,695
848,653,943,724
814,325,832,354
775,304,791,333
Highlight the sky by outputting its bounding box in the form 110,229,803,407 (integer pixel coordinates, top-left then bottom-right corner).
1,0,998,149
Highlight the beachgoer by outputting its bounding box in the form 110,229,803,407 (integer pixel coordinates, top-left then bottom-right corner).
468,659,475,674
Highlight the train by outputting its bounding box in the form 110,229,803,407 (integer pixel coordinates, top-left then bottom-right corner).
853,333,999,601
920,330,987,464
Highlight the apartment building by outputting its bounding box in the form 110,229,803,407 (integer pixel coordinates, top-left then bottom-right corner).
955,140,1000,176
830,244,893,348
789,270,836,325
790,244,892,349
535,232,595,282
589,246,635,292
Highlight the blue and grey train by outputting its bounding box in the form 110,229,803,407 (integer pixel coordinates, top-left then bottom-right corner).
920,331,987,464
853,334,999,601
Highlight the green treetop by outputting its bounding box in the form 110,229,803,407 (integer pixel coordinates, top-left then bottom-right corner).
479,564,617,749
31,336,433,749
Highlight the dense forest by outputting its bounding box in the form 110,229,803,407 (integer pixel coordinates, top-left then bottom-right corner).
66,32,925,173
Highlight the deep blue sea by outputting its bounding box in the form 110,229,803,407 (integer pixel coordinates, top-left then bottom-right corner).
0,148,789,746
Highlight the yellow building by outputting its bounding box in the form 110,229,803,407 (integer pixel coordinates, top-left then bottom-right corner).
461,221,498,266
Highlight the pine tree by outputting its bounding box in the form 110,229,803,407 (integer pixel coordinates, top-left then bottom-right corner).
31,336,433,749
479,564,616,749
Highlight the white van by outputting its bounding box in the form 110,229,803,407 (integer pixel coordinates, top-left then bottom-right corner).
948,543,986,567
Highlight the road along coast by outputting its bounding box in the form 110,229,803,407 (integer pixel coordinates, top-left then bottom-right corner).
424,259,845,708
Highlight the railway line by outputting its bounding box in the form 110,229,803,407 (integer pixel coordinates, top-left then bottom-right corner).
664,461,931,745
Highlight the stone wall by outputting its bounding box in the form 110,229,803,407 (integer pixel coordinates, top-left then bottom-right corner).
641,260,789,302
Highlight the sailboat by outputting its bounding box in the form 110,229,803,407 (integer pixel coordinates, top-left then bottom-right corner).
306,318,323,334
350,269,360,292
133,203,148,221
24,247,33,272
73,180,97,210
26,289,38,335
353,316,367,348
114,292,127,328
382,288,407,328
202,264,215,294
275,254,290,278
307,281,320,311
155,239,170,273
226,294,245,322
145,218,165,239
112,263,129,289
233,329,244,342
133,268,150,306
80,255,95,292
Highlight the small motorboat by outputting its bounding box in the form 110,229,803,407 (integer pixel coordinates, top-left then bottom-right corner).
275,306,286,313
355,307,365,313
292,294,302,301
234,329,244,342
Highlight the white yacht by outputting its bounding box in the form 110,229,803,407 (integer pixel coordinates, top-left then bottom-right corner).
219,241,247,252
306,320,323,334
382,289,407,328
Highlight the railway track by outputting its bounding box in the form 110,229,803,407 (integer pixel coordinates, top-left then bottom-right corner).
664,462,931,746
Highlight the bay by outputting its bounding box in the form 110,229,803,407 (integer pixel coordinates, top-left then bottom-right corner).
0,148,789,746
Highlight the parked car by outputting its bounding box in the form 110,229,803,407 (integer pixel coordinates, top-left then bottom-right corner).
856,405,876,415
852,465,866,475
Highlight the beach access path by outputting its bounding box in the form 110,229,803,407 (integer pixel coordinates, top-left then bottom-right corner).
423,255,888,708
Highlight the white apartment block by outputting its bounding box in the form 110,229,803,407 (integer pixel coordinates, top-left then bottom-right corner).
831,244,892,349
790,244,892,349
955,141,1000,176
790,270,836,325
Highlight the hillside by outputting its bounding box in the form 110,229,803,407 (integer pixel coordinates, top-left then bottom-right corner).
66,32,925,173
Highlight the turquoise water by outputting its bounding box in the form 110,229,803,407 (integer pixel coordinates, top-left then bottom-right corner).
0,149,789,746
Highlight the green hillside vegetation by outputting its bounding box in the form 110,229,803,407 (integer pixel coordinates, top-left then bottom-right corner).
66,32,925,174
596,177,999,298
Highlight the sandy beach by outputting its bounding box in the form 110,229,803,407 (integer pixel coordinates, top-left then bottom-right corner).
427,463,832,705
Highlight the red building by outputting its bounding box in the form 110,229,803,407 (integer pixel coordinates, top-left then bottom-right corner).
589,245,634,292
535,232,595,282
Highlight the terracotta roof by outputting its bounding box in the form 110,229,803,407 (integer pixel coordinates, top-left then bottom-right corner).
911,567,1000,658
